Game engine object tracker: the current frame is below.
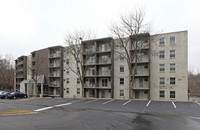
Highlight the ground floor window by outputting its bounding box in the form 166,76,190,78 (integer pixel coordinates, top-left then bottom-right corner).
135,91,144,99
120,90,124,97
66,88,69,93
77,88,80,94
170,91,175,98
159,91,165,98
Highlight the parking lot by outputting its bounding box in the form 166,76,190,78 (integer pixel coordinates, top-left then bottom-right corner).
0,98,200,130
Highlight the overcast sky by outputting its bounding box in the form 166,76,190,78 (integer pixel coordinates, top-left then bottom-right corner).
0,0,199,72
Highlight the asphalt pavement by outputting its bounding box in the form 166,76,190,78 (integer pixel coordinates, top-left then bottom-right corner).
0,98,200,130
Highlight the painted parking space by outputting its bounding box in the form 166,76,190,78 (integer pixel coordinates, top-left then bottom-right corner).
144,101,176,115
175,102,200,117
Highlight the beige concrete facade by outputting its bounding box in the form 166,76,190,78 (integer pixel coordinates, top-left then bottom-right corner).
63,47,82,98
150,31,188,101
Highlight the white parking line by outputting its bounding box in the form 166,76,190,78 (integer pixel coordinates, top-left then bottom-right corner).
34,106,54,112
172,101,176,108
123,100,132,106
102,99,115,105
196,102,200,106
146,101,151,107
55,103,72,107
85,99,99,104
189,116,200,120
34,102,72,112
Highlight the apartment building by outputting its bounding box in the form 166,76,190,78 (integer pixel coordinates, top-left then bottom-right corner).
48,46,64,97
14,30,188,101
82,37,114,98
15,56,28,91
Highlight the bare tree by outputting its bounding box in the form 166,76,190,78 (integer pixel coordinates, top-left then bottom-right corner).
64,30,95,97
30,54,44,96
0,54,14,90
110,8,155,99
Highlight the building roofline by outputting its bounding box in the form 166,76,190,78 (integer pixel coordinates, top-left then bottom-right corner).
15,55,27,61
48,45,63,49
152,30,188,36
82,37,113,43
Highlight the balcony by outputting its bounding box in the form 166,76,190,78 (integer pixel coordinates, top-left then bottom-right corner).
130,42,149,51
49,72,60,77
49,63,60,68
133,78,149,90
95,83,111,89
134,67,149,77
49,82,60,87
49,51,61,58
132,56,149,64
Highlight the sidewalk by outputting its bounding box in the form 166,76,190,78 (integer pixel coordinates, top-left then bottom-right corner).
190,96,200,102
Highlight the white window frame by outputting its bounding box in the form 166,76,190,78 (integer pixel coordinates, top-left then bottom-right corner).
170,50,175,58
170,91,176,98
159,91,165,98
120,65,124,72
170,77,176,85
170,36,176,44
120,78,124,85
159,37,165,45
170,63,176,71
160,77,165,85
159,51,165,58
120,90,124,97
66,78,69,83
159,64,165,72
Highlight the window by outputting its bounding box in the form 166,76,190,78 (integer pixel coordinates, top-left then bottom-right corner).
170,50,175,58
65,48,69,54
89,67,95,75
77,78,80,83
66,68,69,74
159,64,165,72
66,88,69,93
77,88,80,94
170,77,176,85
120,78,124,85
102,44,109,52
135,40,143,49
89,56,95,64
120,90,124,97
102,67,108,75
159,37,165,45
159,91,165,98
135,78,143,88
159,51,165,58
170,36,175,44
170,91,175,98
119,54,124,61
89,78,95,87
89,45,95,52
160,77,165,85
102,55,108,63
136,66,143,75
102,79,108,87
66,78,69,83
66,59,69,64
170,64,176,71
137,53,143,62
120,65,124,72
